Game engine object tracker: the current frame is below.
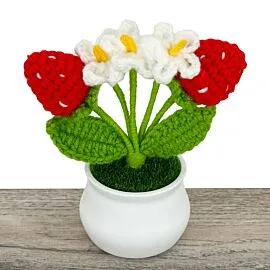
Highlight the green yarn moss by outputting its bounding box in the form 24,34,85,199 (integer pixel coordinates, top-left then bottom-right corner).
90,156,181,192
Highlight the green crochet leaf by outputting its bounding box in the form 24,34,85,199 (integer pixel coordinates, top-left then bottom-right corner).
46,115,128,164
141,106,216,158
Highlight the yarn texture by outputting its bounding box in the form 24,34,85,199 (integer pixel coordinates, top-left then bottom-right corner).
178,39,247,105
24,51,89,116
24,21,247,169
46,113,127,164
141,106,216,157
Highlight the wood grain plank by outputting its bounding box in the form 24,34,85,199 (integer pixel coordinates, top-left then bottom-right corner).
0,189,269,270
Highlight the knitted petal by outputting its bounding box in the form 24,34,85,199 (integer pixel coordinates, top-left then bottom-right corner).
153,22,174,49
112,54,152,78
107,66,124,86
83,62,108,86
99,28,118,37
152,60,178,84
118,20,140,39
174,30,200,53
177,53,200,79
139,35,169,66
75,40,95,64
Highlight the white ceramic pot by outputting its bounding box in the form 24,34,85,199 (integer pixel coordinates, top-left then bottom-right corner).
79,156,190,258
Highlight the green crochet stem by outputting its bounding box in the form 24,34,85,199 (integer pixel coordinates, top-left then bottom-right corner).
93,105,134,153
113,84,131,136
128,70,146,168
145,95,175,136
129,70,140,152
138,81,160,141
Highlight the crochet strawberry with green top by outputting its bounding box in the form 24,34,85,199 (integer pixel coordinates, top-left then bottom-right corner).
178,39,247,105
24,20,246,168
24,51,88,116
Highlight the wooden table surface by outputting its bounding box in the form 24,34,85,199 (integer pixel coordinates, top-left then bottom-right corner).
0,189,269,270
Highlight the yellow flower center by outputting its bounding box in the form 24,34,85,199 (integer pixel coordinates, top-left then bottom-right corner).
93,45,109,62
120,34,137,53
168,39,187,56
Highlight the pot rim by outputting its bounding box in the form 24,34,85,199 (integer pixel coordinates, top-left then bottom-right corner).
85,155,186,198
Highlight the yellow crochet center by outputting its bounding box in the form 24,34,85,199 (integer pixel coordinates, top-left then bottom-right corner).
120,35,137,53
93,45,109,62
168,40,188,56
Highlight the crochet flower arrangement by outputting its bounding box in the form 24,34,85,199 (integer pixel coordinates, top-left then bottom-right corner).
24,20,246,168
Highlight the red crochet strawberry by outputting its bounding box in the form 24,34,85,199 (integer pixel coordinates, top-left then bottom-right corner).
178,39,247,106
24,51,89,116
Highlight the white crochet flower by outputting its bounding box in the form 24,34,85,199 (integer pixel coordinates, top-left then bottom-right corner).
99,20,152,79
75,20,153,86
141,23,201,84
75,21,200,86
75,36,125,86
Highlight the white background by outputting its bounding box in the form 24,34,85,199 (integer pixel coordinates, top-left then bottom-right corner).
0,0,269,188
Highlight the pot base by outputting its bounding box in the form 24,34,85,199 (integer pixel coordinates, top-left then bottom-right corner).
80,156,190,259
